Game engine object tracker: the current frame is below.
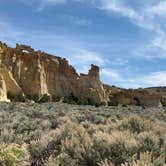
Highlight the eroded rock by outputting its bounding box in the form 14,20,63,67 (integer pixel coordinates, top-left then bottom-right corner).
0,42,107,104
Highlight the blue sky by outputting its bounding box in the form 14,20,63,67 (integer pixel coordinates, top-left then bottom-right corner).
1,0,166,88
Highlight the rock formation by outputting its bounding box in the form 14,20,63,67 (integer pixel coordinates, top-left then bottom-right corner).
0,41,165,107
104,84,162,107
0,42,108,104
0,74,9,102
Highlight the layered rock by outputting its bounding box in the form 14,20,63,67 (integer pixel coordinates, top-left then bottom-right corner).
0,42,108,104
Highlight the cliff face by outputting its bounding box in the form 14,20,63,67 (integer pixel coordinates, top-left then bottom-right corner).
0,74,8,102
0,42,108,104
104,84,162,107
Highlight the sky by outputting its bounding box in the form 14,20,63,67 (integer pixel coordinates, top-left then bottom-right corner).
0,0,166,88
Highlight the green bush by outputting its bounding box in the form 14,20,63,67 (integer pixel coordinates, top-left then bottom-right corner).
26,94,39,102
0,144,30,166
119,115,152,133
108,101,118,106
52,95,61,102
63,93,78,104
137,132,166,162
161,99,166,107
89,131,138,165
95,102,107,107
38,94,50,103
77,97,90,105
138,132,158,152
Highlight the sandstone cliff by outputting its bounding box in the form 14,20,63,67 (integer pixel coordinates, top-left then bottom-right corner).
0,74,9,102
104,84,162,107
0,42,108,104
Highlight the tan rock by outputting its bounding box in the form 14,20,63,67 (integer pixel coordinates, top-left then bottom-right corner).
108,88,161,107
0,66,22,95
0,74,9,102
0,42,108,103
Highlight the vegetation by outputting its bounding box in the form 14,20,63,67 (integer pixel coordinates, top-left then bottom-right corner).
63,93,91,105
7,91,25,102
0,102,165,166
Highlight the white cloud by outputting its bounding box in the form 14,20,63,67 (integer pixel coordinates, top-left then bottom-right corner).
98,0,141,21
143,71,166,86
147,1,166,17
125,71,166,88
101,68,120,79
68,49,108,73
103,70,166,88
94,0,166,60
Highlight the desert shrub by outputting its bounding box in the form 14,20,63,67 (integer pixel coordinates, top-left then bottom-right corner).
136,132,166,161
40,119,51,130
122,104,127,107
108,101,118,106
77,97,90,105
153,158,165,166
123,152,165,166
52,95,61,102
89,131,138,165
27,94,39,102
13,118,39,134
38,94,51,103
29,140,48,165
133,97,141,106
50,119,59,129
46,153,77,166
0,143,30,166
92,115,106,125
63,93,78,104
119,115,152,133
0,102,165,166
52,122,93,165
95,102,107,107
137,132,158,152
160,99,166,107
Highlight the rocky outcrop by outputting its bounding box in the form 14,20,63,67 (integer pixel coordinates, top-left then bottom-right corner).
78,65,107,104
105,85,162,107
0,42,108,104
0,73,9,102
0,65,22,95
0,41,164,107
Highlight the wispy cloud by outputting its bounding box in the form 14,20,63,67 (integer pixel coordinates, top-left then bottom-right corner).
97,0,141,21
101,68,120,80
0,20,107,75
61,15,92,26
20,0,85,10
125,71,166,88
94,0,166,60
147,1,166,17
68,49,108,74
142,71,166,86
